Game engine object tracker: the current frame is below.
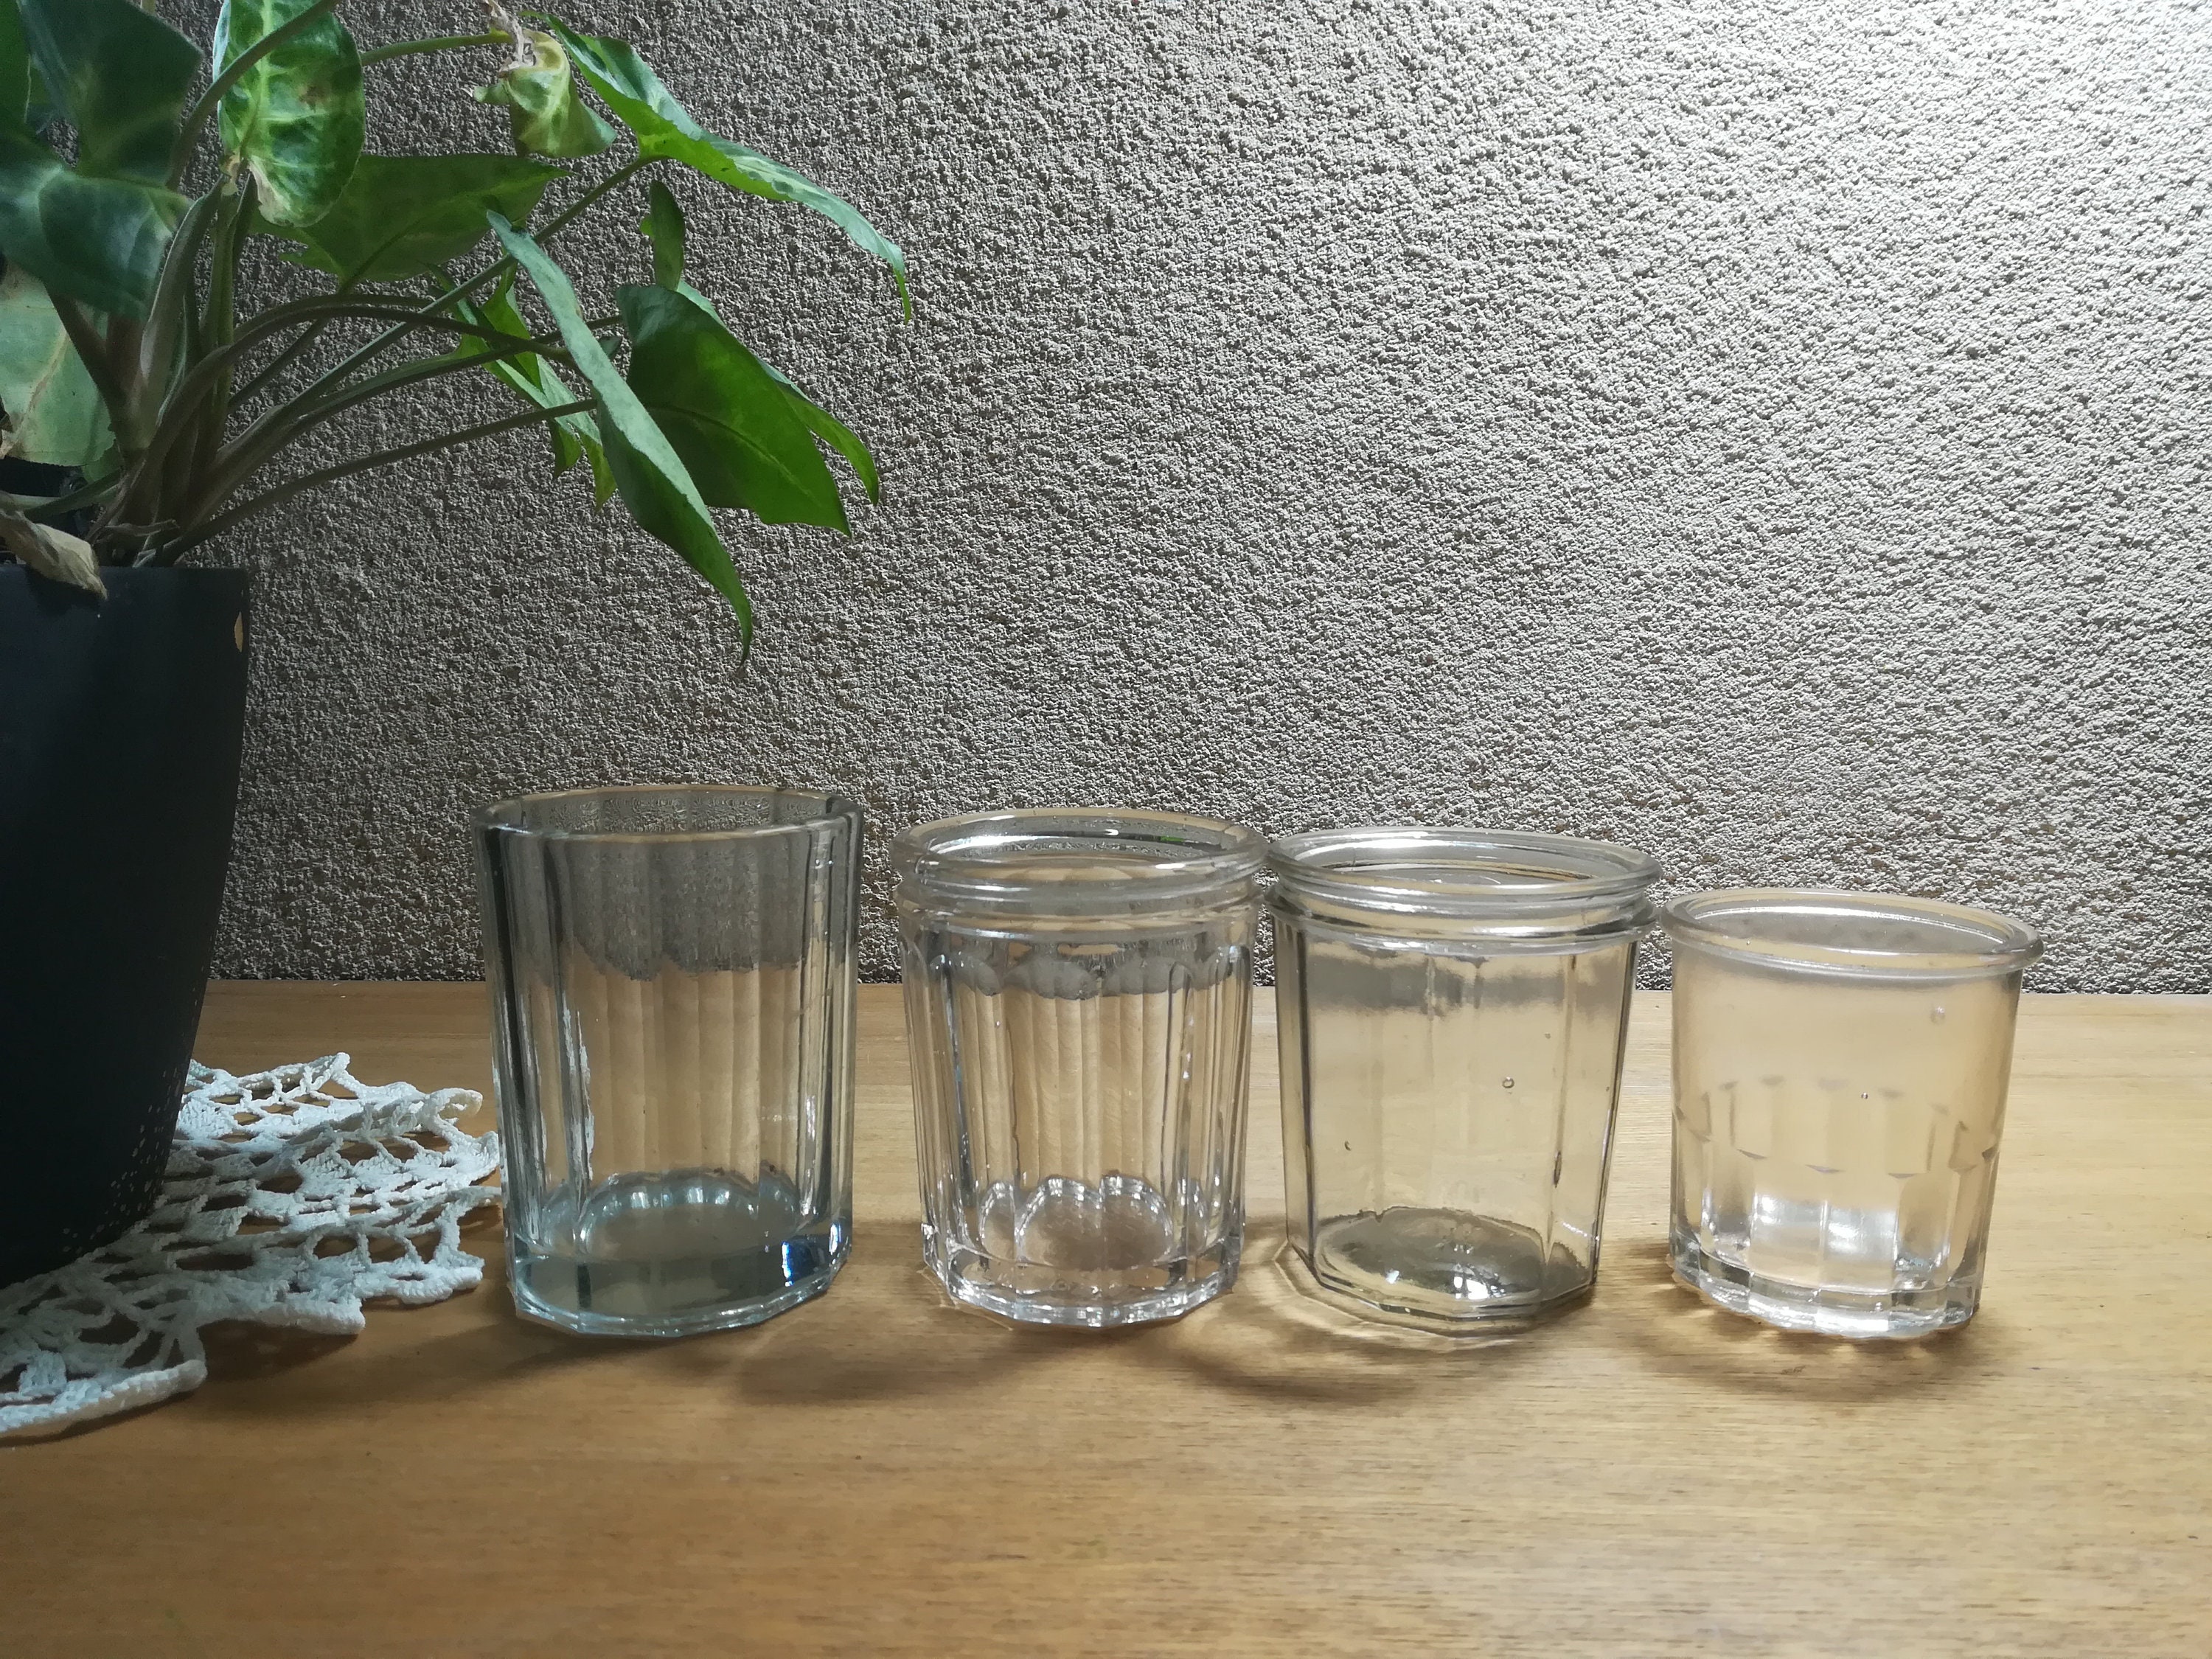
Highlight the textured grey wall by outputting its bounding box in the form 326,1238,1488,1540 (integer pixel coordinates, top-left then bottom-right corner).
200,0,2211,989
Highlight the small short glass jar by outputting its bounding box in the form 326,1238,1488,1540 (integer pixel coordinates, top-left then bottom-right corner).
1666,889,2044,1339
1271,828,1660,1329
476,785,862,1338
895,808,1265,1327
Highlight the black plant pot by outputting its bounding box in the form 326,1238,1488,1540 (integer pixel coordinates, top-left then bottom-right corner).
0,565,250,1285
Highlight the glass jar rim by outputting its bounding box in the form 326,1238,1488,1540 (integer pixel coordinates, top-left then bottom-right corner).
475,784,860,844
1269,827,1660,917
1662,888,2044,978
892,807,1265,908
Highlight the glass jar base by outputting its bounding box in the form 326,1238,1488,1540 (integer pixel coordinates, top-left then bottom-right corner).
1303,1209,1597,1329
928,1242,1237,1329
1670,1233,1979,1340
1300,1265,1594,1333
509,1228,848,1339
1293,1255,1593,1334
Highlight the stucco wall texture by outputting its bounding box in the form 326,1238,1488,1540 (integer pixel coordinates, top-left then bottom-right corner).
201,0,2210,989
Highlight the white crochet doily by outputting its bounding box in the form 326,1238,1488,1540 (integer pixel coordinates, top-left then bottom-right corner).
0,1054,500,1438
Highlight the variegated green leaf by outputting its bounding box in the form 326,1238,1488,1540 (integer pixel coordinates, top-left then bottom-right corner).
257,153,563,283
18,0,198,184
0,4,29,133
0,131,186,318
0,266,113,470
213,0,364,227
473,27,613,159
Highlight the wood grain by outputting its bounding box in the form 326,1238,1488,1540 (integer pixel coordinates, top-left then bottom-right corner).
3,984,2205,1657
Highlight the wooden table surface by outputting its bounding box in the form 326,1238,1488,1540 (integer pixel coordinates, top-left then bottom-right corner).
4,984,2206,1657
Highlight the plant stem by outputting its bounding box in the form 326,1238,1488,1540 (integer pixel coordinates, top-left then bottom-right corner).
106,186,246,548
191,327,582,526
246,162,652,417
538,159,651,243
359,32,504,66
151,397,595,563
168,0,346,189
269,257,527,413
183,184,256,513
106,317,145,427
229,314,332,407
131,192,224,431
229,263,410,411
142,299,546,465
204,187,250,378
112,298,543,549
18,479,119,523
285,281,490,408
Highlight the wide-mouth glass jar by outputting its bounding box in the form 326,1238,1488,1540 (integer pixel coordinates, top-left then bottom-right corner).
1272,827,1660,1328
1664,888,2044,1338
476,785,862,1338
894,807,1265,1327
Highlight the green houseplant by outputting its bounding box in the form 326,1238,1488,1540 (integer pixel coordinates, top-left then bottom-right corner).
0,0,903,1284
0,0,900,639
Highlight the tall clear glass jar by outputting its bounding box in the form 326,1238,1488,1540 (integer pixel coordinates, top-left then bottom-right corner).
1272,829,1660,1328
895,808,1265,1327
476,785,861,1338
1666,889,2043,1338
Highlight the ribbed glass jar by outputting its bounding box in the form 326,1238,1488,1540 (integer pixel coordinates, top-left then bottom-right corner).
1272,828,1659,1329
1666,889,2043,1338
476,786,861,1338
895,808,1265,1327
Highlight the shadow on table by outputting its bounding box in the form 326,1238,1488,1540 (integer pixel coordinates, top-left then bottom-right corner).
187,1222,2005,1420
686,1225,1167,1408
193,1297,666,1419
709,1225,1557,1411
1130,1228,1552,1406
198,1322,358,1381
191,1221,1113,1417
1601,1236,2016,1401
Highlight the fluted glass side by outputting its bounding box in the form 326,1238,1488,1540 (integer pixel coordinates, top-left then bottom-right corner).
897,810,1263,1327
476,786,860,1338
1273,829,1658,1329
1666,890,2042,1338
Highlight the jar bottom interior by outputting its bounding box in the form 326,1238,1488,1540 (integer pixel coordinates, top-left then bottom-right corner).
512,1180,850,1339
926,1227,1239,1327
1301,1207,1596,1326
1670,1228,1981,1338
903,908,1256,1330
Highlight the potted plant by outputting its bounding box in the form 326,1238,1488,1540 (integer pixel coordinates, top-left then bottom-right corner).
0,0,902,1283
